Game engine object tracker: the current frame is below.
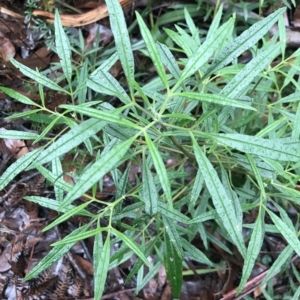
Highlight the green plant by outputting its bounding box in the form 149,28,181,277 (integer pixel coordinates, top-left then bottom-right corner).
1,0,300,298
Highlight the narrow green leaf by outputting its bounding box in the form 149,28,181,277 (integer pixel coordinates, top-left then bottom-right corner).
136,261,162,293
238,212,264,294
292,99,300,139
220,44,281,98
0,87,39,106
36,165,73,193
23,196,93,217
54,9,72,82
5,109,42,120
76,59,88,104
272,202,294,229
163,216,183,258
33,115,62,144
0,149,40,190
24,224,89,280
207,3,223,39
106,0,134,83
30,118,106,168
145,132,173,210
261,245,293,286
211,133,300,162
278,15,286,58
60,104,141,129
246,154,266,199
181,238,214,267
115,163,130,199
256,117,286,138
90,52,118,76
164,231,183,298
184,7,198,37
0,130,39,140
111,228,151,268
190,169,204,206
164,27,193,57
52,227,106,246
88,69,130,104
61,136,135,207
158,202,190,223
22,113,66,125
136,12,168,89
52,157,64,203
142,157,158,215
43,201,93,231
174,92,256,110
268,210,300,258
221,167,243,224
157,42,181,80
218,43,281,126
191,133,246,258
206,7,286,76
163,113,196,121
187,210,219,224
175,16,234,88
125,237,158,284
94,232,110,299
9,58,66,93
134,80,151,107
207,231,233,255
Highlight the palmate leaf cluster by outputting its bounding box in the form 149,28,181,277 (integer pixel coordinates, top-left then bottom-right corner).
1,0,300,298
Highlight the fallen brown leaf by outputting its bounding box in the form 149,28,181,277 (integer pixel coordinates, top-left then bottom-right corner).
32,0,139,27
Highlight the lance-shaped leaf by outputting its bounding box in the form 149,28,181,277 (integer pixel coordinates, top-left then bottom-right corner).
261,245,293,286
88,69,130,104
211,133,300,162
106,0,134,84
142,158,158,215
206,7,286,76
145,132,173,210
164,230,183,298
238,211,264,294
60,136,135,207
0,87,39,106
54,9,72,82
52,227,106,245
191,133,246,258
267,210,300,257
246,154,266,199
9,58,66,93
181,237,214,267
36,165,73,193
0,149,40,190
174,92,256,110
94,232,110,299
157,42,181,80
190,169,204,206
60,104,141,129
111,228,151,268
174,16,234,88
218,43,281,126
24,196,93,217
220,43,281,99
24,224,89,280
30,118,106,168
162,215,183,258
0,130,39,140
158,202,190,223
136,12,168,89
52,157,64,203
292,100,300,139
